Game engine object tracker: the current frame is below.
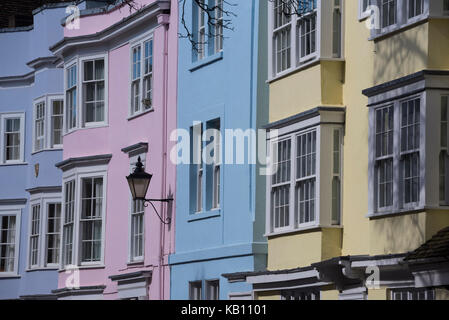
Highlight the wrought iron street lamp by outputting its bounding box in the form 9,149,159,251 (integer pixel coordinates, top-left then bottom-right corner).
126,156,173,224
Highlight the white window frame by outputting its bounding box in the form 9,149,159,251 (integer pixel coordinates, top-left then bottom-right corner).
0,112,25,165
80,55,107,127
193,122,203,213
197,0,206,60
129,33,154,118
33,98,46,153
128,153,147,264
407,0,425,21
211,123,221,210
64,60,78,133
61,179,76,268
214,0,224,53
49,96,64,149
297,7,318,63
369,93,425,215
268,126,321,234
59,165,107,269
63,54,108,134
32,94,64,153
0,205,22,277
268,0,326,80
27,192,62,270
381,0,398,32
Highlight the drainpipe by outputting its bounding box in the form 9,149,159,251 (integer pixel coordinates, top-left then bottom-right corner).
157,12,170,301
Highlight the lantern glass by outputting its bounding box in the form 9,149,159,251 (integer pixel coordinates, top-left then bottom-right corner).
126,157,152,200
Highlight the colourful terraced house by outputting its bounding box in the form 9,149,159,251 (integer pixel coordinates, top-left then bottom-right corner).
47,0,178,300
169,0,269,300
0,3,72,300
224,0,449,300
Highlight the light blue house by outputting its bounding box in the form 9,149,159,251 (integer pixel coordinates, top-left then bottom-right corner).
169,0,268,299
0,2,95,300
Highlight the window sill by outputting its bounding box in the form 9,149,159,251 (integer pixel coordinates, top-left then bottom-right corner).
63,124,109,137
189,51,223,72
188,209,221,222
0,162,27,166
58,264,105,272
127,260,144,267
369,16,428,41
0,273,20,279
367,206,428,219
31,148,63,155
127,107,154,121
26,267,59,272
265,224,343,238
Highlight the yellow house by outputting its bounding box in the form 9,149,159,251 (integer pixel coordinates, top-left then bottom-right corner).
224,0,449,300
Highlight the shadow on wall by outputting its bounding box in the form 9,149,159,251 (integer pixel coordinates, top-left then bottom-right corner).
371,210,426,255
373,23,428,85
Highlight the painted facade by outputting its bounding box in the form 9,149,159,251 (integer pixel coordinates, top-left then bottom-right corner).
169,0,269,300
48,0,178,300
226,0,449,300
0,4,71,300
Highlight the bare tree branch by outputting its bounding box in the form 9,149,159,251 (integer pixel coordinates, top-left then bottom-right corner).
179,0,237,53
179,0,316,52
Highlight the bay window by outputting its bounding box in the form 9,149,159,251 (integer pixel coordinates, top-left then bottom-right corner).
130,37,153,117
364,71,449,216
59,162,107,268
270,0,343,78
266,107,345,234
64,54,108,132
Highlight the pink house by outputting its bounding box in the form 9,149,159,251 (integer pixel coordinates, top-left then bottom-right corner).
50,0,177,299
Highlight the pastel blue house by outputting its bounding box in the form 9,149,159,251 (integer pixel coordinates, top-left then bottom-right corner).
0,3,75,300
170,0,269,299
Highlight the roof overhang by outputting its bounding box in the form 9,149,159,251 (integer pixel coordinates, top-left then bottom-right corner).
50,0,170,57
